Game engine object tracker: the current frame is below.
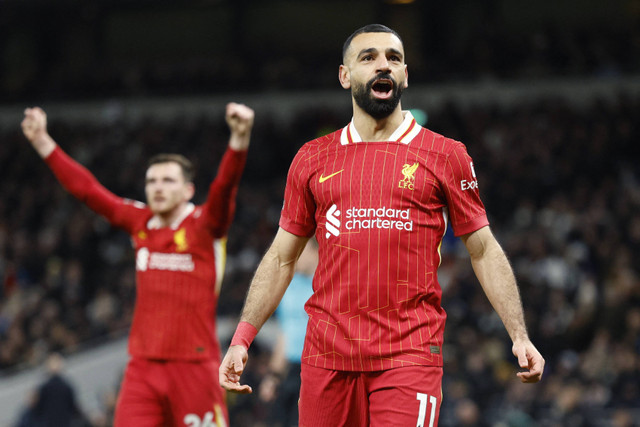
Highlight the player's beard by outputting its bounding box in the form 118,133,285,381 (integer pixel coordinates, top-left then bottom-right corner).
352,73,404,120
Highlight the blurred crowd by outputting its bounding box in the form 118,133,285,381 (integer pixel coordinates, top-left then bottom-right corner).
1,88,639,425
2,18,639,102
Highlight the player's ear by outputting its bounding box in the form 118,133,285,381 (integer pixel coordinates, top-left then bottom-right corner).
404,65,409,89
339,64,351,89
184,182,195,201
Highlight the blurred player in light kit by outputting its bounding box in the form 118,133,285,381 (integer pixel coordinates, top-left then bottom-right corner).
22,103,254,426
219,24,544,426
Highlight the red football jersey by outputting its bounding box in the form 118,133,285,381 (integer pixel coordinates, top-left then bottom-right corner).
45,146,246,361
280,112,489,371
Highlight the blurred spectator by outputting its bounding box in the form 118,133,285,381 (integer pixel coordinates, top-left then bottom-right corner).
17,353,87,427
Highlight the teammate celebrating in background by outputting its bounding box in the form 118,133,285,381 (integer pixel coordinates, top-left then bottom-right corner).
21,103,254,427
219,24,544,426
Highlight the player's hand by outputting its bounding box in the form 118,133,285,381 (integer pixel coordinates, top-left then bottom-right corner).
512,339,545,383
225,102,254,151
219,345,253,394
21,107,56,158
21,107,48,143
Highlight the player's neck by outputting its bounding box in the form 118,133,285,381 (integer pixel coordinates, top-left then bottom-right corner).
154,202,190,228
352,106,405,142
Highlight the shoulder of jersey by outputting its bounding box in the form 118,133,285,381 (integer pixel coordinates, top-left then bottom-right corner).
122,199,154,224
299,129,342,153
411,127,467,156
123,198,148,210
297,127,465,156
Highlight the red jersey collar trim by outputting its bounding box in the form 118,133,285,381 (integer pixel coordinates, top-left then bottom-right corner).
340,111,419,145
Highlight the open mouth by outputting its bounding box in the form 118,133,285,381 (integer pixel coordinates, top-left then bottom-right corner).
371,79,394,99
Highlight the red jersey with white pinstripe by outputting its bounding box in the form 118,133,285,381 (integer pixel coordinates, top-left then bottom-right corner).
45,146,246,362
279,111,489,371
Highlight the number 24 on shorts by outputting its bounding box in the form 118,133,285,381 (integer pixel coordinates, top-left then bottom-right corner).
183,410,227,427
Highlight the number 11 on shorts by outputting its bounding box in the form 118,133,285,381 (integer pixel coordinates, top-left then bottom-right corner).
416,392,437,427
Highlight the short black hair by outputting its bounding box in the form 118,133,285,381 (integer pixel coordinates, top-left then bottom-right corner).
147,154,195,183
342,24,403,63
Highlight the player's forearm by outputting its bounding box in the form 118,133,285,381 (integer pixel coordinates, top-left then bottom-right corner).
212,148,247,189
469,237,529,342
228,131,251,151
240,245,297,329
45,146,120,219
204,148,247,234
31,133,57,158
45,147,101,199
232,229,308,350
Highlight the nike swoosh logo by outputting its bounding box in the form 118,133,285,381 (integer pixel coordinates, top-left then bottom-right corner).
319,169,344,183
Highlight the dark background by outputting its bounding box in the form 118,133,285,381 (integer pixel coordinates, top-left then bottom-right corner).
1,0,637,101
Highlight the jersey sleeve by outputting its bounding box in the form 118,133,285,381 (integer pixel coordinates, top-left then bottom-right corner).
200,147,247,238
44,146,143,233
279,145,316,237
441,142,489,236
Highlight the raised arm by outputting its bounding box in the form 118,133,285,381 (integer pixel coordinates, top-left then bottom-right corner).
21,107,57,158
203,103,254,236
461,226,545,383
225,102,254,151
21,107,129,227
219,228,310,394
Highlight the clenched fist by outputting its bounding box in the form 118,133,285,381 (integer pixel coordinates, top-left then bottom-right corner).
225,103,255,151
21,107,56,158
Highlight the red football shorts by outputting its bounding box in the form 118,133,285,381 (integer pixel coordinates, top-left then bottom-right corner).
299,364,442,427
114,357,228,427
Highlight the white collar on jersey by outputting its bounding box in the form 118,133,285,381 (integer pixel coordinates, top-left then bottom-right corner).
340,110,420,145
147,202,195,230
